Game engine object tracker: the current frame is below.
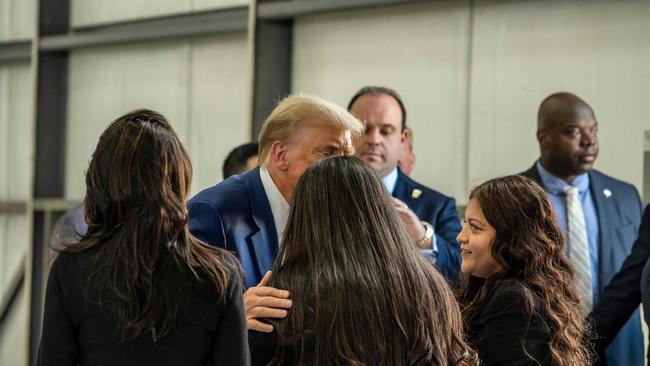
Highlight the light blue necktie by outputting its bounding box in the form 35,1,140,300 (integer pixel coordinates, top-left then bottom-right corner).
563,185,593,312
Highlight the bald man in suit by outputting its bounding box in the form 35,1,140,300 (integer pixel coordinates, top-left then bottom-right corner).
521,92,643,365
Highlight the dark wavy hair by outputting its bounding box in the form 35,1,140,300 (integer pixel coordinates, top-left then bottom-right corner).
458,175,592,365
267,156,477,366
68,109,239,341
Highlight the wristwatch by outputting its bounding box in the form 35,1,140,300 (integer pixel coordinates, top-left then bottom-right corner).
415,221,434,248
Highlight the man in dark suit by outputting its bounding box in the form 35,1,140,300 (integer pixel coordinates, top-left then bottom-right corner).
188,94,363,332
521,92,643,365
348,86,462,281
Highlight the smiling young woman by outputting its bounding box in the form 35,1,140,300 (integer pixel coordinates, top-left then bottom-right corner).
457,175,592,366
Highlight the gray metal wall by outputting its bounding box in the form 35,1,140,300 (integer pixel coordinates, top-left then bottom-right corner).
1,0,649,364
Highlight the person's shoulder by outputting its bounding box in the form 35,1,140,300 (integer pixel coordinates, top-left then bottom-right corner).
50,250,73,275
49,246,100,287
194,250,244,305
491,280,527,297
398,170,454,202
189,169,256,209
220,250,244,283
483,280,531,311
518,163,539,179
590,169,637,192
589,169,641,211
54,246,95,267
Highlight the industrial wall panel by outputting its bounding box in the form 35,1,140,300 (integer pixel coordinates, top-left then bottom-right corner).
66,40,192,200
71,0,192,28
0,61,31,366
0,0,36,41
0,63,34,201
71,0,248,28
66,34,249,200
468,0,650,193
187,33,249,194
293,1,471,202
0,62,32,308
193,0,248,12
0,215,27,292
0,284,27,366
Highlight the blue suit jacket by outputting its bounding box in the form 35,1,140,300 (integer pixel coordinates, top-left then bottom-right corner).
188,167,277,288
522,164,643,366
393,170,462,282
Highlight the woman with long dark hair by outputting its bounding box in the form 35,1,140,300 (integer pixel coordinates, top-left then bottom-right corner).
37,110,248,365
249,156,476,366
457,175,591,365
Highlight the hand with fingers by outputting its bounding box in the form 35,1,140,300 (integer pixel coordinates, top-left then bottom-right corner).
392,197,428,248
244,271,292,333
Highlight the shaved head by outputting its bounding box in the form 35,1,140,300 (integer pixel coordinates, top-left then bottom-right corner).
538,92,595,131
536,92,599,182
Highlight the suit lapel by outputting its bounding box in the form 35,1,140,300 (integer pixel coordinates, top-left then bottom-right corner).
392,170,418,209
243,168,279,276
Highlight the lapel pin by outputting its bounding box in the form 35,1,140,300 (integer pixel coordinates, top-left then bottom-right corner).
603,188,612,198
411,189,422,199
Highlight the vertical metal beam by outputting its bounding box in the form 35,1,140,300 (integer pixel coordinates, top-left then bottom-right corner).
29,0,70,364
29,50,69,365
34,53,68,198
39,0,69,36
30,50,69,363
251,19,293,140
28,212,46,364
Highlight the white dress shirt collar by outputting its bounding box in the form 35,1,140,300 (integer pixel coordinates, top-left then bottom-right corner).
259,167,290,245
382,167,399,194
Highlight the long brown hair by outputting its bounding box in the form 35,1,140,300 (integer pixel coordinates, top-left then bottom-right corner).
69,109,238,341
458,175,591,365
268,156,477,365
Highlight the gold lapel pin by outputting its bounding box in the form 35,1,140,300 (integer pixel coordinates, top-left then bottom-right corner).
411,189,422,199
603,188,612,198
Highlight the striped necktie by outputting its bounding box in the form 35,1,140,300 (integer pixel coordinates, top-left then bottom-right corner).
563,185,593,312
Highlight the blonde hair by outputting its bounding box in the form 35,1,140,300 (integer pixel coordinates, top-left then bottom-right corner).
258,94,364,165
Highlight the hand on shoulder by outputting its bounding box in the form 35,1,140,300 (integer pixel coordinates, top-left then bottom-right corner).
244,271,292,332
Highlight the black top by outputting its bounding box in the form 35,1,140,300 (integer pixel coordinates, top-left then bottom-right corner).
37,247,249,366
249,330,277,366
466,281,551,366
249,320,312,365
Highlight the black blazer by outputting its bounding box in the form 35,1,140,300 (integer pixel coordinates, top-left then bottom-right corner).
249,329,278,366
37,247,249,366
466,281,551,366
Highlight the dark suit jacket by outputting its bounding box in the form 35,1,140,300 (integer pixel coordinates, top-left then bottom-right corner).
593,205,650,365
521,164,643,365
188,167,277,288
393,170,462,281
466,280,551,366
640,226,650,364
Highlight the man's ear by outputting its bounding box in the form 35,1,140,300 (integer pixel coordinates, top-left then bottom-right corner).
270,141,289,171
536,129,548,147
401,127,409,145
